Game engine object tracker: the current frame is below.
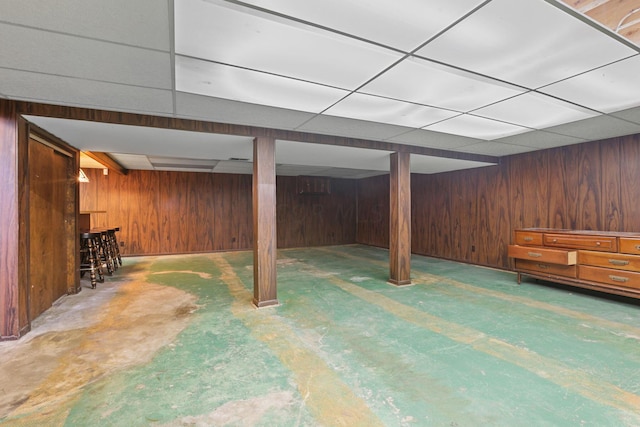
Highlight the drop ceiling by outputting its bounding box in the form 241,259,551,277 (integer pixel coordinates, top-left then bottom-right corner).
4,0,640,177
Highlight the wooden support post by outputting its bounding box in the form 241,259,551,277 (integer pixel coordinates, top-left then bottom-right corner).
252,136,278,307
389,151,412,286
0,100,28,340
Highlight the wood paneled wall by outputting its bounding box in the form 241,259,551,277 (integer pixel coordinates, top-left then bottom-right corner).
355,174,389,249
80,169,357,256
357,134,640,270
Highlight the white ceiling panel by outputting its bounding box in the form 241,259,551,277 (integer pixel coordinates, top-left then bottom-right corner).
0,24,172,89
611,106,640,125
425,114,530,140
411,154,494,174
543,114,640,140
176,56,349,113
539,54,640,113
213,160,254,175
276,140,392,171
237,0,486,51
0,69,174,115
175,92,315,130
386,128,481,150
0,0,170,51
23,116,255,159
472,91,598,129
109,153,154,170
360,57,524,112
296,114,414,141
174,0,402,89
324,93,460,128
454,141,539,156
493,130,587,150
416,0,637,88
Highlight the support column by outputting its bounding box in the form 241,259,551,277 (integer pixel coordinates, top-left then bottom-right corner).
0,100,27,339
252,136,278,307
389,151,412,286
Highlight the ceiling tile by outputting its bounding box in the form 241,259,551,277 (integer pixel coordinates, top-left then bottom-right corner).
1,69,174,115
539,54,640,113
23,116,254,159
385,128,481,150
360,56,524,112
237,0,485,51
175,56,349,113
411,155,494,174
324,93,459,128
213,160,254,175
472,91,598,129
0,24,172,89
109,153,154,170
175,92,316,129
0,0,170,51
454,141,539,156
174,0,402,89
425,114,530,140
416,0,637,88
493,130,587,149
611,105,640,125
276,140,392,171
543,114,640,140
296,114,414,141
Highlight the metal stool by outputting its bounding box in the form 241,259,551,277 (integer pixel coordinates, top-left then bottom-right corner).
80,231,104,288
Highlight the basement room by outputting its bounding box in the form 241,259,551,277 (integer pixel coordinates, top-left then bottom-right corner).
1,0,640,425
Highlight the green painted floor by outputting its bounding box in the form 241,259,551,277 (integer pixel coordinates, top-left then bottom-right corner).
2,244,640,426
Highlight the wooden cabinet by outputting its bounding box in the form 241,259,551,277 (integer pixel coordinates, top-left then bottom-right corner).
508,229,640,299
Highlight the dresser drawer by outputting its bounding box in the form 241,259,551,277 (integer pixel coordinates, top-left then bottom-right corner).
578,251,640,272
508,245,577,265
619,238,640,255
578,265,640,290
543,233,617,252
515,259,577,278
514,230,543,246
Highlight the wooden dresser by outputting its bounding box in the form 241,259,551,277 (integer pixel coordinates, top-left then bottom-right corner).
508,228,640,299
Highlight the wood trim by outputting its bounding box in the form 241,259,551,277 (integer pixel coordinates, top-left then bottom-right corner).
15,101,499,164
252,137,278,307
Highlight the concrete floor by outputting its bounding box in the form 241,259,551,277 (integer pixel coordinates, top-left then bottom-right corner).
1,244,639,426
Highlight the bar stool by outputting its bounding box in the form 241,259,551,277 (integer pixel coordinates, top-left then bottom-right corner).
80,231,104,288
93,228,116,275
107,227,122,267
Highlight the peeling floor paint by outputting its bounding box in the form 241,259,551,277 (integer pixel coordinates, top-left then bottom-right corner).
1,245,639,426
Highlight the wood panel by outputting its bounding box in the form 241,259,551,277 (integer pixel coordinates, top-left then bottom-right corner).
548,144,580,230
0,100,22,339
509,150,549,230
80,168,354,256
600,138,621,231
576,142,603,231
277,177,356,248
356,174,389,248
620,134,640,231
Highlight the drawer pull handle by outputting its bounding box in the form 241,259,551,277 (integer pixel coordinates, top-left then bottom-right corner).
608,259,629,266
596,241,601,246
608,275,629,283
523,237,533,242
635,245,640,251
537,264,549,269
527,252,542,258
552,238,558,243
